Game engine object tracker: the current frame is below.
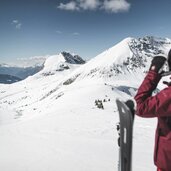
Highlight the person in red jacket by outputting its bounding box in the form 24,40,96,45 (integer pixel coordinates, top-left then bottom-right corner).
134,50,171,171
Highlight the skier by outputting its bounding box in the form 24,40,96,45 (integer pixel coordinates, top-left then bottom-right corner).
134,49,171,171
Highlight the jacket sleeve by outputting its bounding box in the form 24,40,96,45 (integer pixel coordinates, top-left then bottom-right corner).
134,70,171,118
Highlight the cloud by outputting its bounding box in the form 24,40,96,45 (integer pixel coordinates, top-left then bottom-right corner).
79,0,100,10
12,20,19,24
17,56,48,61
16,23,22,29
72,32,80,36
56,30,62,34
12,19,22,29
58,1,79,11
103,0,131,13
57,0,131,13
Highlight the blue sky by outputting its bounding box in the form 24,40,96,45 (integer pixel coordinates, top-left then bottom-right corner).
0,0,171,63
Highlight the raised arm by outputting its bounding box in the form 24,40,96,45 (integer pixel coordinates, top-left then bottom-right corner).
134,55,171,118
135,70,171,118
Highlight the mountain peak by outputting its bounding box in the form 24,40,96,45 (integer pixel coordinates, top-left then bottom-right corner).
129,36,171,58
44,52,85,70
139,36,171,44
61,51,86,64
37,52,86,78
61,36,171,84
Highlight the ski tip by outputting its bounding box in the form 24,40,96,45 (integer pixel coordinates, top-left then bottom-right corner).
116,99,135,116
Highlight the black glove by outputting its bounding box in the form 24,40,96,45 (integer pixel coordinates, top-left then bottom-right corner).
168,49,171,71
150,56,166,73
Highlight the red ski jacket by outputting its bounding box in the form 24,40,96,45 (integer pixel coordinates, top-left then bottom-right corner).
134,70,171,171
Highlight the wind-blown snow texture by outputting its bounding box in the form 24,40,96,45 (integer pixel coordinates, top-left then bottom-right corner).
0,36,171,171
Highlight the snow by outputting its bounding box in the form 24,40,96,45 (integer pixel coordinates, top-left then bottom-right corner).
70,37,133,77
0,36,171,171
43,54,66,70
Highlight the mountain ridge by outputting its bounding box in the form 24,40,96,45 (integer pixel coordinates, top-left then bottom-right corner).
60,36,171,85
0,52,85,82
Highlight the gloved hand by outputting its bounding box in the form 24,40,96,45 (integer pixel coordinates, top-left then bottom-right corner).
168,49,171,71
150,56,166,74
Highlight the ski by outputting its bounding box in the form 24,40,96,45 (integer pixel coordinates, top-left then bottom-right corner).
116,99,135,171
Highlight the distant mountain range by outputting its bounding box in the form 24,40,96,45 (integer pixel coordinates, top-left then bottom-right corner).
0,64,44,79
0,52,85,84
0,74,21,84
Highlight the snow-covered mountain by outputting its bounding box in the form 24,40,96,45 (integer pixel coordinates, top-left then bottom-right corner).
0,52,85,81
62,36,171,81
0,36,171,171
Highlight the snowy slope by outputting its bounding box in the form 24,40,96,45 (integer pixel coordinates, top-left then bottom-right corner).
60,37,171,85
0,36,171,171
0,52,85,116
